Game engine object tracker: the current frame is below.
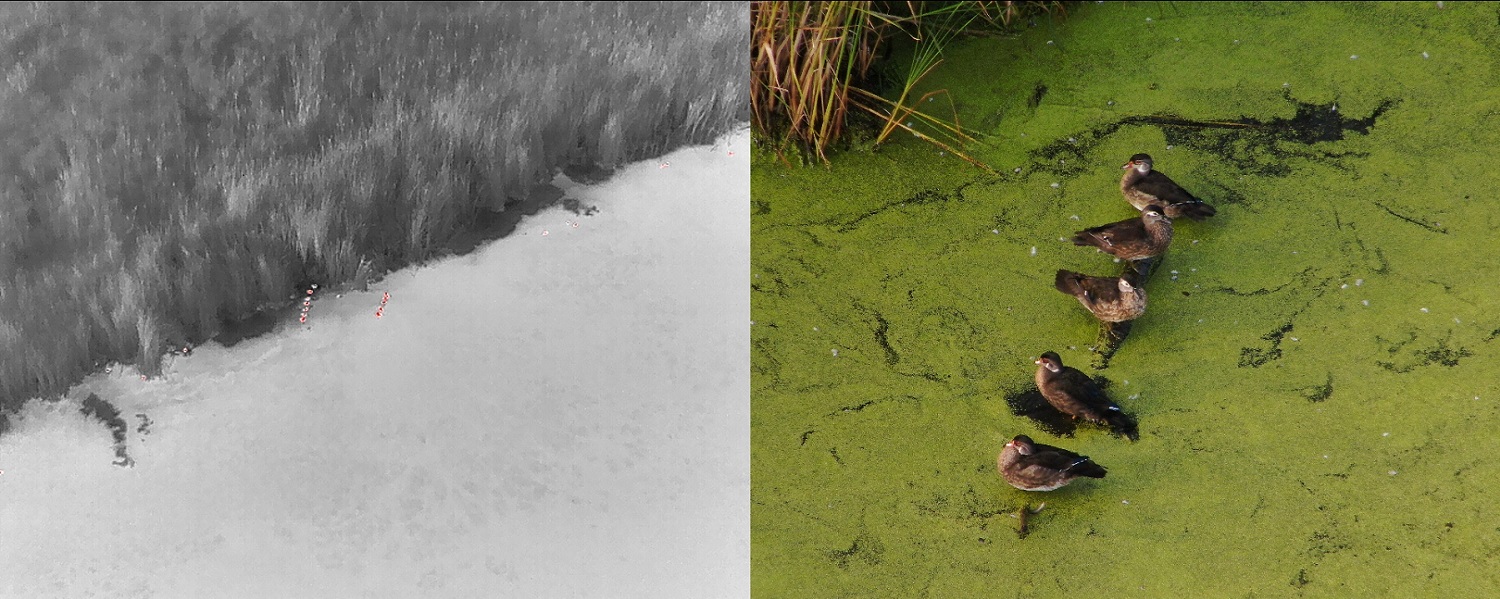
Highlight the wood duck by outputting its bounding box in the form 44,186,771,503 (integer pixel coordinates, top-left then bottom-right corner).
1054,269,1146,323
1121,153,1216,220
1054,270,1145,360
1071,205,1173,262
1034,351,1139,440
997,434,1108,491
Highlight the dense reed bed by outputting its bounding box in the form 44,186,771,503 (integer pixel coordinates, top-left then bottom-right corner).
750,1,1065,166
0,2,748,419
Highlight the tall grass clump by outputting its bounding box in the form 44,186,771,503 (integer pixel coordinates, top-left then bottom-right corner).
751,1,1066,167
0,1,748,424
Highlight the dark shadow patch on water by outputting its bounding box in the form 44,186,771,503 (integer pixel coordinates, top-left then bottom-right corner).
1005,388,1078,437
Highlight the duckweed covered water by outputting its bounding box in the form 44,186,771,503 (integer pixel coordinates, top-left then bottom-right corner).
751,3,1500,597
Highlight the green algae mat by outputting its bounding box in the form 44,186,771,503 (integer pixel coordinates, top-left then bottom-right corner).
750,3,1500,597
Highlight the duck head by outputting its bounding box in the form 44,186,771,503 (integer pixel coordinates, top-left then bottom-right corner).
1034,351,1064,373
1006,434,1037,455
1123,153,1154,173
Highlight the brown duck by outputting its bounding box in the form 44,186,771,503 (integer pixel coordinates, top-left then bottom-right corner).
997,434,1108,491
1054,269,1146,323
1071,205,1173,262
1121,153,1216,220
1034,351,1138,440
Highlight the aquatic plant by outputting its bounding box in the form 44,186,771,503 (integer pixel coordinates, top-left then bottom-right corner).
751,1,1066,168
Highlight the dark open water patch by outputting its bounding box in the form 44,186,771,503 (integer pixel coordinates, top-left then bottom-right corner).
1032,96,1399,181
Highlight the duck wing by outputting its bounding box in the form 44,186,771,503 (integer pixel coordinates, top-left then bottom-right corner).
1136,170,1198,204
1025,442,1108,478
1072,216,1146,249
1142,171,1216,220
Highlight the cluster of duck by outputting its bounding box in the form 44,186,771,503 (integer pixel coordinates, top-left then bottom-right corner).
998,153,1216,494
